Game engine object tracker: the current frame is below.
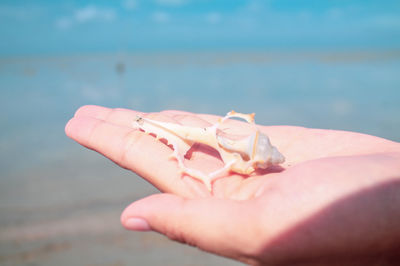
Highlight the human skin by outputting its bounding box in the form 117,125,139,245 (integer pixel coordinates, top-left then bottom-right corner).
65,105,400,265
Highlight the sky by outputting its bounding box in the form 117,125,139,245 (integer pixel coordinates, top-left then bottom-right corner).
0,0,400,55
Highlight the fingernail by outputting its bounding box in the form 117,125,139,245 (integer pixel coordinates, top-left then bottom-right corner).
124,217,151,231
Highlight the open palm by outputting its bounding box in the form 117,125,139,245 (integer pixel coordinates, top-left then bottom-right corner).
66,105,400,265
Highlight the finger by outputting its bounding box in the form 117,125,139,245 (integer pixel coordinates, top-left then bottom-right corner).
161,111,212,127
120,193,260,264
159,109,195,116
196,113,221,124
74,105,144,128
65,115,206,196
74,105,212,129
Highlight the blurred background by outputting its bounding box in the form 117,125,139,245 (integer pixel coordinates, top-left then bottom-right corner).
1,0,399,265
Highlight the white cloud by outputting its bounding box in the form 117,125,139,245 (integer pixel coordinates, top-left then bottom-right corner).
75,6,97,22
155,0,187,7
122,0,138,10
205,12,221,24
55,5,116,30
74,6,115,22
152,11,170,23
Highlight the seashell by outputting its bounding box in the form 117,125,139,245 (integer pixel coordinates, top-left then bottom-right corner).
133,111,284,191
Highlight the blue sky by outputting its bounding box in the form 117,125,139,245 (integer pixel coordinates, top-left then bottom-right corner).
1,0,400,55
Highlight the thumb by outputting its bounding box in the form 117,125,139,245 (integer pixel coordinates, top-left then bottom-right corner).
120,193,260,261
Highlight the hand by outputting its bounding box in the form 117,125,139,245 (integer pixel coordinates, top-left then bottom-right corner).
65,105,400,265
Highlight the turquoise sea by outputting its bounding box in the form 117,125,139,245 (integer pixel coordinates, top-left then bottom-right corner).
1,50,400,265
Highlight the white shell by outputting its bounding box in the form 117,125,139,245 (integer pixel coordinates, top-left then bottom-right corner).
133,111,284,191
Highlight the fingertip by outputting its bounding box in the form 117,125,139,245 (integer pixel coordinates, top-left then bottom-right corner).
67,105,105,140
65,117,73,137
120,202,152,232
120,197,155,230
120,201,137,224
65,117,80,139
64,116,101,146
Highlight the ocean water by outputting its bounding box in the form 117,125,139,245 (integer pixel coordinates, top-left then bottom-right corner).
1,50,399,265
